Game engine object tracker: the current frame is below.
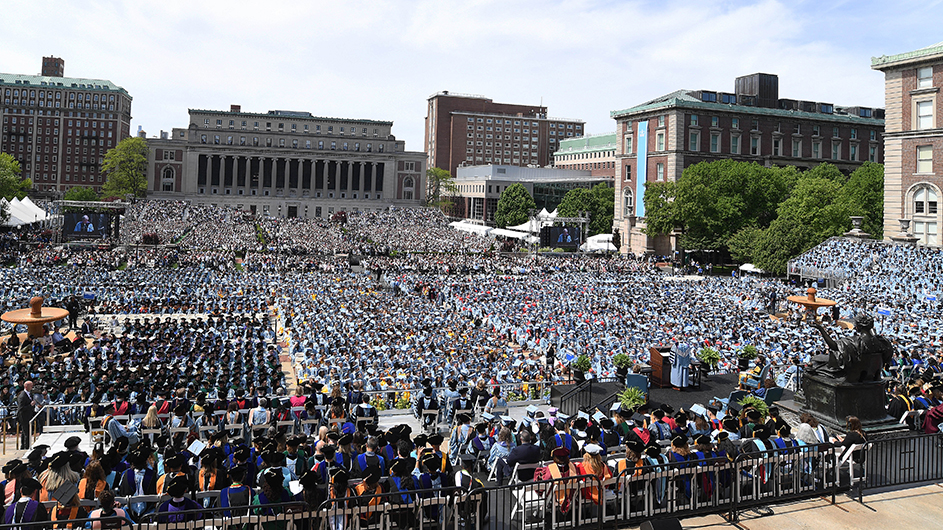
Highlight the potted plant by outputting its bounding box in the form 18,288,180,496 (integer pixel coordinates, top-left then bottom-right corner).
737,395,769,419
572,355,592,383
612,353,633,378
697,347,721,375
618,386,647,411
738,345,758,371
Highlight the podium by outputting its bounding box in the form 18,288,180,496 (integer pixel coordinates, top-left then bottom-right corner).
649,346,672,389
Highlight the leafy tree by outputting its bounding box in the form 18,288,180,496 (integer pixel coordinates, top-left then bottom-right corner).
727,226,764,264
641,181,678,236
644,161,794,251
493,183,535,228
425,167,458,209
101,137,148,199
753,169,849,274
0,153,31,223
556,183,615,235
63,186,99,201
836,162,884,239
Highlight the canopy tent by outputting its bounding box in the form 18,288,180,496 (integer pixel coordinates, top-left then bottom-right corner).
449,220,492,237
1,197,47,227
580,233,617,252
490,227,539,244
507,208,558,233
738,263,765,274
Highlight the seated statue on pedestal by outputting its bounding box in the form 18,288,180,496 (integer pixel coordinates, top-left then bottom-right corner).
808,314,894,384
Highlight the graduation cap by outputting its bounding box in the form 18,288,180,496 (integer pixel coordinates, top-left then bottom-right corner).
643,445,662,458
167,475,189,497
526,405,539,418
481,412,496,423
64,436,82,450
551,446,571,460
298,468,320,490
48,451,71,470
262,468,284,489
625,439,645,454
361,465,382,484
694,434,712,446
2,459,23,474
319,444,336,458
390,457,414,476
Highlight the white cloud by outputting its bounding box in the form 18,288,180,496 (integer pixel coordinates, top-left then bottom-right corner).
3,0,942,153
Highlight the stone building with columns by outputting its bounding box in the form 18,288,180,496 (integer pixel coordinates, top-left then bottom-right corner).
144,106,425,218
873,43,943,247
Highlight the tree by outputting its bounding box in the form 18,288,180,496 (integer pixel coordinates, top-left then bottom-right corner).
556,183,615,235
641,181,678,236
425,167,458,209
493,183,535,228
63,186,100,201
0,153,31,223
836,162,884,239
643,161,794,251
752,168,849,275
101,137,148,199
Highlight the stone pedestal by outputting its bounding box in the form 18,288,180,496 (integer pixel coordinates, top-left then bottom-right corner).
801,373,900,433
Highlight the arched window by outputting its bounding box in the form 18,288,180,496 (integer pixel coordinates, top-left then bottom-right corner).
912,185,939,246
403,177,414,188
623,187,633,217
162,167,174,180
403,177,414,200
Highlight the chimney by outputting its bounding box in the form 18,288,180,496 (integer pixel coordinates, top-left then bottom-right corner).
230,104,241,112
41,56,65,77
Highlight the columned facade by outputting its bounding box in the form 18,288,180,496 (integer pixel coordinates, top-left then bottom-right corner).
145,107,424,217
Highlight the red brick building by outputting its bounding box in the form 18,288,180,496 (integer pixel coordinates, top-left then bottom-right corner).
0,57,133,194
611,73,885,255
424,91,584,176
873,43,943,246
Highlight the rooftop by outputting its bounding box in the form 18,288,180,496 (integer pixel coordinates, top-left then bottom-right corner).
0,72,130,97
872,41,943,69
611,89,883,126
556,132,617,154
188,108,392,126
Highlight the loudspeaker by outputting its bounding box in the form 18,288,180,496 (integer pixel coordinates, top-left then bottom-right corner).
640,518,682,530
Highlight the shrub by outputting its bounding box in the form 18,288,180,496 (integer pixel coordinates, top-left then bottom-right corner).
737,395,769,418
739,344,759,360
612,353,633,370
572,355,591,372
619,386,647,411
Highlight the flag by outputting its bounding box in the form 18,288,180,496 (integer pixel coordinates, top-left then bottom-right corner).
876,307,892,316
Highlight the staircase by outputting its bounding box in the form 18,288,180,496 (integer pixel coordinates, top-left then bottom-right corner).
553,377,624,416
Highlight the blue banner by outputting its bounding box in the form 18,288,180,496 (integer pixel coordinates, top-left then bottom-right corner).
636,121,648,217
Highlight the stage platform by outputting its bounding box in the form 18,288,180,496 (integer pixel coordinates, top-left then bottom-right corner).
647,372,794,414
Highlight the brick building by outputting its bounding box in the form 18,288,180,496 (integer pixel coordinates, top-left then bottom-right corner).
610,73,885,255
0,57,132,194
873,42,943,246
144,106,425,218
553,132,617,179
424,91,584,176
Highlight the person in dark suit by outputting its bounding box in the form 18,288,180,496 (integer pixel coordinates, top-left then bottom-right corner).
17,381,35,450
498,430,541,484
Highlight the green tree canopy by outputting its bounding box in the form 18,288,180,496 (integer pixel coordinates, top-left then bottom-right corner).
0,153,31,223
836,162,884,239
63,186,100,202
425,167,458,209
556,183,615,235
643,160,795,250
494,183,536,228
101,137,148,199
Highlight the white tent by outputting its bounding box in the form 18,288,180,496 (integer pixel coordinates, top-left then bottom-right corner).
490,227,538,244
19,197,47,221
507,208,558,233
2,197,49,227
738,263,765,274
450,220,493,237
580,233,617,252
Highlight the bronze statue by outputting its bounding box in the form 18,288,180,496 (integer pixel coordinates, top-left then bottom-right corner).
808,314,894,384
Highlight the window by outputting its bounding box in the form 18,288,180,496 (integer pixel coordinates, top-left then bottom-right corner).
773,138,781,156
624,136,633,155
832,143,840,160
918,146,933,173
658,115,665,127
731,118,740,129
869,146,877,162
710,134,719,153
711,116,718,127
656,163,664,181
918,66,933,89
917,100,933,130
689,132,699,151
690,115,698,126
813,141,821,158
750,137,759,155
794,123,801,134
850,144,858,161
751,119,758,130
731,135,740,154
623,187,633,217
813,125,820,136
851,128,857,140
792,139,801,157
656,132,665,151
832,127,840,137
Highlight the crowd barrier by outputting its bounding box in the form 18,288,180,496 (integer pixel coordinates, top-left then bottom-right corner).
863,431,943,491
0,442,853,530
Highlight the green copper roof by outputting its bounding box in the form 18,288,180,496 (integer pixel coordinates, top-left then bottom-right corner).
872,42,943,69
189,108,392,126
0,73,130,97
610,90,883,126
556,132,617,154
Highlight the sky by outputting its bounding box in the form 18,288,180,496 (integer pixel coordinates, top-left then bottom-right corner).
3,0,943,154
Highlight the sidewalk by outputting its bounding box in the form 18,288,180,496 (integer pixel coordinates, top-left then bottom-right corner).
637,483,943,529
